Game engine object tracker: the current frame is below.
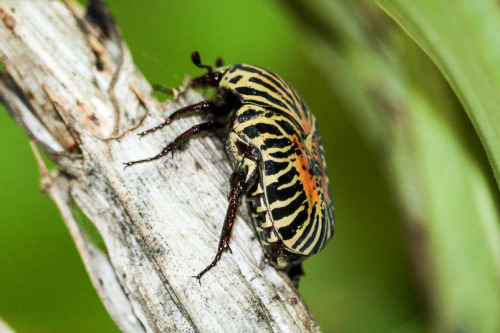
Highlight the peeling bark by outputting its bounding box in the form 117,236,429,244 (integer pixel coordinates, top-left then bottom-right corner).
0,1,320,332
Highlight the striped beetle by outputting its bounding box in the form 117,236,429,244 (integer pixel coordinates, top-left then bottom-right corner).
125,52,335,283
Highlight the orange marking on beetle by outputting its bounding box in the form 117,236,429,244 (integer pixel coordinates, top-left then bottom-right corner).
296,108,312,134
293,138,320,211
311,138,330,203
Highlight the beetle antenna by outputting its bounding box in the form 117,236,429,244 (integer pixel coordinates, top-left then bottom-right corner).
191,51,212,73
216,57,224,67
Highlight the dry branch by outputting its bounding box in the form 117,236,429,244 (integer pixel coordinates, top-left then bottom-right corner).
0,1,320,332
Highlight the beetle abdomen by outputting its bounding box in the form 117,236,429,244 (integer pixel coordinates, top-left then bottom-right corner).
246,180,306,269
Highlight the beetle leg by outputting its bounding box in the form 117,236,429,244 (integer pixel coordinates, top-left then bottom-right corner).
138,100,216,137
287,264,304,288
195,171,245,281
124,121,222,168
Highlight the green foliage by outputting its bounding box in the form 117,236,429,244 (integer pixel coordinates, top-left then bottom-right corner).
0,113,118,332
71,202,108,255
377,1,500,331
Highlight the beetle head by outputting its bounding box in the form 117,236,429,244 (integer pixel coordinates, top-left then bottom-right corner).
191,51,225,88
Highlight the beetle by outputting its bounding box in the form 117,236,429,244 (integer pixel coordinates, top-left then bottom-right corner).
125,52,335,283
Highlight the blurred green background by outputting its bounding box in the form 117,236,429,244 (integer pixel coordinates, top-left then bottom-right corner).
1,0,500,332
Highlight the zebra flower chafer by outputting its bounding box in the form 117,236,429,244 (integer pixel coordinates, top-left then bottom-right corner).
125,52,335,283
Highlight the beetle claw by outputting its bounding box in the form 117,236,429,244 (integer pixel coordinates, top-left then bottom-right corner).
192,275,202,285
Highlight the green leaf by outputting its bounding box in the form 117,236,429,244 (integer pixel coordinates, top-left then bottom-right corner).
376,0,500,331
376,0,500,190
